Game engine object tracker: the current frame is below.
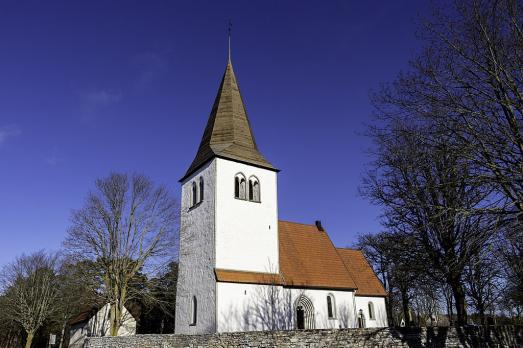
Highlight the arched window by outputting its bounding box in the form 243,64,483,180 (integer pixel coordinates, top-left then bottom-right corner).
253,181,260,202
190,296,197,326
248,176,260,202
327,294,336,319
199,177,204,203
368,301,375,320
191,182,197,207
239,178,246,199
234,173,246,200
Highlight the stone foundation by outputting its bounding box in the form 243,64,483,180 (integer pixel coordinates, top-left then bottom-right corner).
85,326,523,348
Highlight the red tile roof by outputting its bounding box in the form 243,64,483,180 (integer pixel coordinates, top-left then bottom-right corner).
69,308,96,326
215,221,387,297
278,221,356,290
337,248,388,296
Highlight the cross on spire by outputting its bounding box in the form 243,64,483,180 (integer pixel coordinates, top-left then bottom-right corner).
227,20,232,63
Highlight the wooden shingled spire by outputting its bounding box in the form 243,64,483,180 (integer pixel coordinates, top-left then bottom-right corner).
181,58,276,181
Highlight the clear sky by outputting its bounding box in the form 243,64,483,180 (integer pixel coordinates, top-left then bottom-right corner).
0,1,431,268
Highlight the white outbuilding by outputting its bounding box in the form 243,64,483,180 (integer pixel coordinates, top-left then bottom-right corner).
68,303,136,348
175,53,388,334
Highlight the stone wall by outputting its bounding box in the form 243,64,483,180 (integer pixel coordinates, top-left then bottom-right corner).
85,326,523,348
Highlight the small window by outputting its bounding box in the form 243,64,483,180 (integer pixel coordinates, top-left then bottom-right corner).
239,178,246,199
248,176,260,202
368,302,375,320
252,181,260,202
327,294,335,319
199,177,204,203
190,296,197,325
191,182,197,207
234,173,246,200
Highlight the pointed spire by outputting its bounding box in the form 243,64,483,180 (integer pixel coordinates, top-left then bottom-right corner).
181,54,276,181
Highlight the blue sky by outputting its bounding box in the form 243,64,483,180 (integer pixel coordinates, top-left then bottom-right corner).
0,1,430,268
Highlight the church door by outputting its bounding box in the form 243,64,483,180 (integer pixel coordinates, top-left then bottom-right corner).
296,306,305,329
295,295,315,329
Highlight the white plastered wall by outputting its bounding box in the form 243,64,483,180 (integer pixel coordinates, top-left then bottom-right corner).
215,158,279,273
216,282,358,332
175,160,217,334
354,296,388,328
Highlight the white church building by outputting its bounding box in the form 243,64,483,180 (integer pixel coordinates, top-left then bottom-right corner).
175,54,388,334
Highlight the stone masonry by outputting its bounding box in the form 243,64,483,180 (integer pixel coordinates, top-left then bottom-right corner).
85,326,523,348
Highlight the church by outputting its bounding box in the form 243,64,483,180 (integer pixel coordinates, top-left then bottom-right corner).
175,53,388,334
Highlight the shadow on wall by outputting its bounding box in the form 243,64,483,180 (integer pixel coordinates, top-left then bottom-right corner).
220,284,298,332
220,281,365,332
338,304,353,328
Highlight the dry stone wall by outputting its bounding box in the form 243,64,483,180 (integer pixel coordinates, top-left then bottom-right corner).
85,326,523,348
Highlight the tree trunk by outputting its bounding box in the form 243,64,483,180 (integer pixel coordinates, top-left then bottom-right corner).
478,305,486,325
400,286,411,326
385,296,394,327
58,319,67,348
450,278,467,326
385,273,394,326
25,331,34,348
110,302,121,336
447,302,453,326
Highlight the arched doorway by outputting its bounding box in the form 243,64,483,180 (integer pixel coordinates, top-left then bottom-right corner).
295,295,315,329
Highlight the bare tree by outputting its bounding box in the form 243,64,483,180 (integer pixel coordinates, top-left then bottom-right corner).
358,231,420,326
364,0,523,326
362,120,493,326
0,251,59,348
64,173,178,336
55,258,100,348
376,0,523,215
497,218,523,307
0,295,24,348
464,245,504,324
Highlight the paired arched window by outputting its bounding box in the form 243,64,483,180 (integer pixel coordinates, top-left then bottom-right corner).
326,294,336,319
368,301,375,320
190,177,204,208
234,173,247,200
190,296,197,325
235,173,260,202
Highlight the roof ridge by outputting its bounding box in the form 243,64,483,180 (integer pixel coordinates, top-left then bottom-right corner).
322,231,358,289
278,220,316,227
215,267,278,275
336,247,362,251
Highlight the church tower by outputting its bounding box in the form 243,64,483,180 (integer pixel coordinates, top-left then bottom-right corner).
175,55,279,334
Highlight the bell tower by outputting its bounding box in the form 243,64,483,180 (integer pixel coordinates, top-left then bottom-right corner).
175,54,279,334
